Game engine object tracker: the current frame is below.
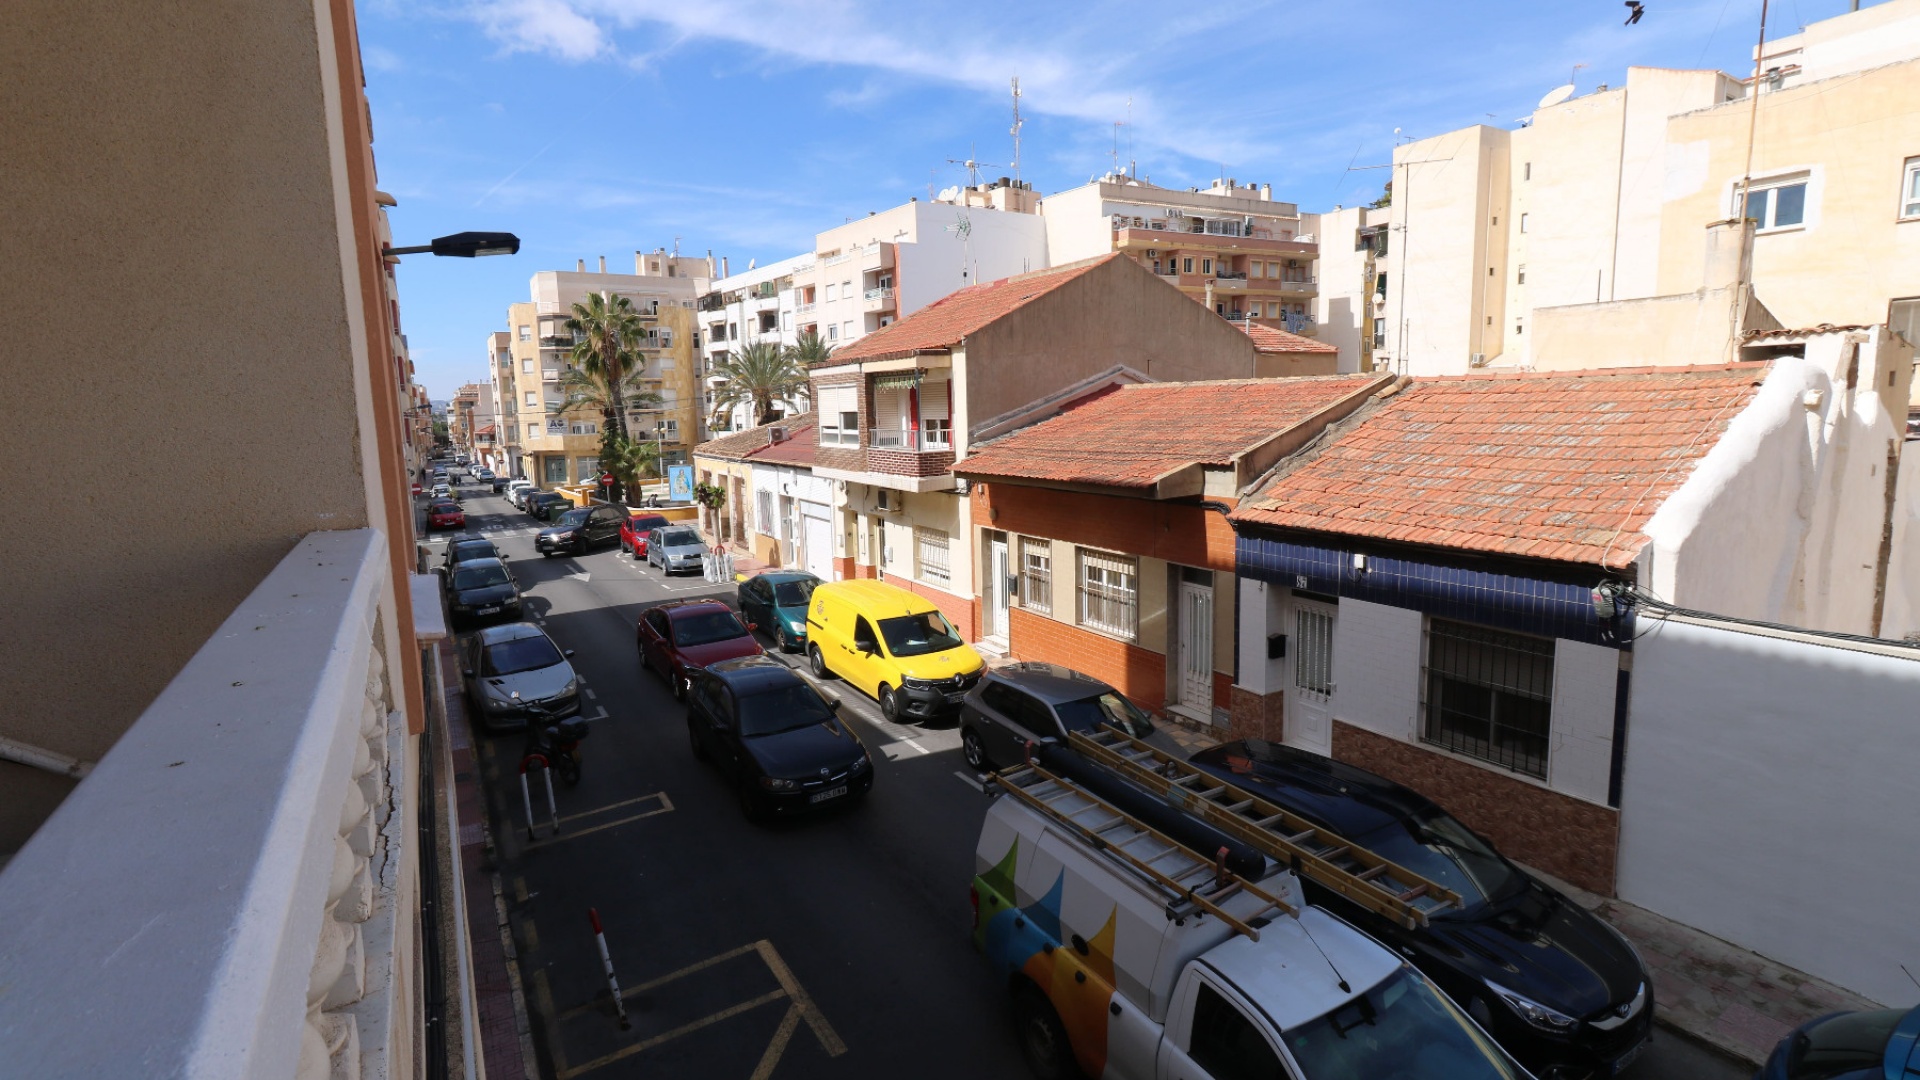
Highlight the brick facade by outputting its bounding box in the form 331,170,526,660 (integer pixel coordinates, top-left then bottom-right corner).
810,371,866,473
1332,721,1621,895
1228,686,1285,741
881,572,979,640
867,448,956,477
972,484,1236,572
1008,606,1170,712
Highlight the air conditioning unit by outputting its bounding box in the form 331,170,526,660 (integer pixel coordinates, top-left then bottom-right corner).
875,489,898,513
767,425,790,444
1469,353,1490,368
953,477,971,496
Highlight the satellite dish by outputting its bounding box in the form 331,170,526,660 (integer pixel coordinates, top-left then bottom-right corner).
1538,84,1576,110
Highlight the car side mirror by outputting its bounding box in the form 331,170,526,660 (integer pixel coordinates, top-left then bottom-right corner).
462,668,474,678
824,697,841,712
563,649,576,658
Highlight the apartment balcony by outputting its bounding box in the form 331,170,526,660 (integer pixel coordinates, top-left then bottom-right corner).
1115,226,1317,257
539,335,573,348
542,367,563,382
795,302,817,315
1268,276,1317,293
862,286,895,311
0,530,423,1078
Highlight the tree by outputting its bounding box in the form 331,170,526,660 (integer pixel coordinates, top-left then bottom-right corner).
786,329,833,367
548,366,664,422
564,291,648,441
1370,180,1392,209
601,435,661,504
709,341,808,429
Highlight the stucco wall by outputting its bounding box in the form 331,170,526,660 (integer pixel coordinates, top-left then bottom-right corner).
1616,614,1920,1005
1389,126,1508,374
1528,287,1747,370
2,1,377,847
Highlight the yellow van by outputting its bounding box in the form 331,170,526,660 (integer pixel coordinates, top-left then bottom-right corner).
805,579,985,722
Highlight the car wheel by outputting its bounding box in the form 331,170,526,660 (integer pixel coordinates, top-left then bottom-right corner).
878,684,900,723
1013,985,1076,1080
961,727,991,772
687,719,708,762
672,668,688,702
808,644,832,679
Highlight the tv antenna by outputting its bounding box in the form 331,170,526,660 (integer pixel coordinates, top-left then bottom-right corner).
945,213,976,283
947,143,1005,187
1009,76,1024,183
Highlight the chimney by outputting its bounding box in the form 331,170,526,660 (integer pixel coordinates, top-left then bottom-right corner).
722,256,730,278
577,258,586,272
635,250,644,274
707,249,716,278
1260,183,1272,201
1702,218,1755,291
598,255,607,273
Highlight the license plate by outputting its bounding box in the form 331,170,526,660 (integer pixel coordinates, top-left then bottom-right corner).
476,606,500,615
1611,1036,1647,1075
808,785,849,804
945,692,966,703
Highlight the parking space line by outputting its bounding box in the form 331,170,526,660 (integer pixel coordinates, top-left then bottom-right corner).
749,1003,804,1080
952,769,988,791
583,689,597,701
532,969,572,1079
556,942,761,1020
558,990,788,1079
754,939,847,1056
554,792,671,826
578,705,611,723
524,793,674,850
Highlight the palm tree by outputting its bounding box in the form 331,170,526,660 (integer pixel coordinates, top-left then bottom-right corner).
549,366,664,422
709,341,807,429
602,435,661,503
564,291,648,440
786,330,833,367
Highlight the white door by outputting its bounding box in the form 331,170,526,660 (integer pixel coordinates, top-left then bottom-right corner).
1285,598,1337,755
984,534,1010,642
800,504,832,580
1177,579,1214,715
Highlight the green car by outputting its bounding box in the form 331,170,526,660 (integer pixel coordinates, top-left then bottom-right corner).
736,571,821,652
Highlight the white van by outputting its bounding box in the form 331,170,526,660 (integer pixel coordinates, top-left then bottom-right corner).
971,740,1533,1080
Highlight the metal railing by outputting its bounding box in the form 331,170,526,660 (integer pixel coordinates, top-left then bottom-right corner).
869,425,951,451
796,302,817,315
863,287,895,303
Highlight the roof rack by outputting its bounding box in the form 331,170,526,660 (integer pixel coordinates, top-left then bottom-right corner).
992,760,1295,941
1070,726,1464,929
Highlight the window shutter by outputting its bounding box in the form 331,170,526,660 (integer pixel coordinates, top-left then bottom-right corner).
919,380,950,421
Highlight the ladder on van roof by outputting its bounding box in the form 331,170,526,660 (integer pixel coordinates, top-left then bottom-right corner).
1070,726,1465,930
992,760,1296,942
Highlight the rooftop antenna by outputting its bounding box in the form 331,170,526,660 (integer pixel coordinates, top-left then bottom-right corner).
1111,121,1124,177
1571,62,1588,87
945,213,975,283
1126,95,1136,178
672,235,681,258
1009,76,1024,184
1737,1,1771,266
947,143,1005,187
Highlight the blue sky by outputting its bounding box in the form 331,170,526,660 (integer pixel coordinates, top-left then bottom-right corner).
362,0,1855,399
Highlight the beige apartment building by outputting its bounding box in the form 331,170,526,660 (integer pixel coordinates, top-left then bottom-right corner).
497,254,708,486
1043,174,1322,338
1354,0,1920,376
485,330,516,475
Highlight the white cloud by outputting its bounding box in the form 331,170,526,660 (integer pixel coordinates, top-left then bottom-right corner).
469,0,607,60
363,44,405,72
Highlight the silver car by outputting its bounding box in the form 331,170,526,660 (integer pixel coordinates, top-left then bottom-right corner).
647,525,707,575
461,622,579,733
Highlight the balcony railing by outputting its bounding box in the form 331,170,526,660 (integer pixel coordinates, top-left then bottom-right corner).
869,425,952,451
1215,271,1249,280
821,252,853,266
0,529,414,1078
540,335,574,348
795,302,816,315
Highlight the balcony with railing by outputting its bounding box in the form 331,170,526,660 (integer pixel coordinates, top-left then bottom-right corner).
1114,226,1317,256
540,335,574,348
795,301,817,315
0,529,423,1078
862,286,895,311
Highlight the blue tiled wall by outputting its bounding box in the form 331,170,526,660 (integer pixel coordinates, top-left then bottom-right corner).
1237,533,1631,648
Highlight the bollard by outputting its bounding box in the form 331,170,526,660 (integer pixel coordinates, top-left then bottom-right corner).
589,907,631,1030
519,754,552,840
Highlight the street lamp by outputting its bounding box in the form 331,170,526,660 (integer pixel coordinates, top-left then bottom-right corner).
384,231,521,258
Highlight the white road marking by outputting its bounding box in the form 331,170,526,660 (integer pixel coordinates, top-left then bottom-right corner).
584,689,597,701
953,769,991,791
569,571,591,583
578,705,612,723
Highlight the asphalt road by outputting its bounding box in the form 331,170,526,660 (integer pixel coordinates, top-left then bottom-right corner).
433,482,1751,1080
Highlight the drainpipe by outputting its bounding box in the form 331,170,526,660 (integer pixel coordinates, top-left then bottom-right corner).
0,736,92,780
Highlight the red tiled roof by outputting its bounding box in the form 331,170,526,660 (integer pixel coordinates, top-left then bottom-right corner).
1231,365,1770,569
824,254,1122,364
744,415,818,467
956,377,1387,489
693,413,813,462
1239,322,1337,354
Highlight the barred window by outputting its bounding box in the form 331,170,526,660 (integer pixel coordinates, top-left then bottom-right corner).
916,528,951,587
1020,538,1052,614
756,490,775,536
1295,608,1334,695
1422,618,1554,779
1078,549,1138,640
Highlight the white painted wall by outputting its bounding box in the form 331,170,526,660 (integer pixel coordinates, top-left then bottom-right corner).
1882,442,1920,639
895,201,1049,316
1038,184,1113,265
1616,613,1920,1005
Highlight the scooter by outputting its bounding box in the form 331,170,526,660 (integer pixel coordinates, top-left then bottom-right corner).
522,703,588,786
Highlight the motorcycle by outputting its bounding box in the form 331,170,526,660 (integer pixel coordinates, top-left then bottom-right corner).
522,703,589,786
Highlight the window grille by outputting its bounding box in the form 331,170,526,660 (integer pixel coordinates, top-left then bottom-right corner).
916,529,951,587
1020,539,1051,613
1294,608,1334,694
1078,549,1138,640
756,490,775,536
1421,618,1554,779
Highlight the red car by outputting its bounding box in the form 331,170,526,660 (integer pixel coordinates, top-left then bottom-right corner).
619,512,671,557
636,600,763,700
427,500,466,530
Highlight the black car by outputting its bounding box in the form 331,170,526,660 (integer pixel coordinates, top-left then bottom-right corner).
537,504,626,557
441,536,501,572
1188,739,1652,1080
958,661,1161,772
685,655,872,821
461,622,579,732
446,557,522,627
526,492,571,520
490,475,510,493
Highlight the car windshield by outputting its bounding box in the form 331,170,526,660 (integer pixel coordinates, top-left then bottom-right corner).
673,610,748,647
1351,807,1524,911
482,635,563,676
556,508,591,526
453,564,511,590
452,543,494,562
661,528,700,548
1052,692,1155,739
1283,966,1526,1080
735,683,836,737
878,612,963,657
1785,1008,1908,1079
772,579,817,607
431,502,459,513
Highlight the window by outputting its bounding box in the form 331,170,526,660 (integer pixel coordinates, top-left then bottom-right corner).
527,423,540,439
1903,157,1920,219
543,456,568,483
1295,608,1334,695
1422,618,1554,779
517,325,531,340
842,321,854,338
524,391,537,406
1201,258,1213,274
817,386,859,445
1738,174,1808,230
916,529,951,586
1519,213,1529,233
825,284,836,302
1517,265,1526,285
1188,984,1282,1080
1523,161,1531,180
1078,549,1138,640
827,324,839,341
1182,257,1194,274
1374,273,1388,299
920,380,952,448
521,358,533,373
575,456,598,480
1020,538,1052,613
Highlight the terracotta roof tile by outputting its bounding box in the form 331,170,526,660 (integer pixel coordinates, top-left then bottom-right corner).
956,376,1386,489
693,412,814,462
1231,365,1769,569
824,254,1122,364
1239,322,1338,354
743,414,818,466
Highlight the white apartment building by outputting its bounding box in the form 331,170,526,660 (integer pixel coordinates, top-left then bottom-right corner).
697,253,814,434
1304,205,1388,374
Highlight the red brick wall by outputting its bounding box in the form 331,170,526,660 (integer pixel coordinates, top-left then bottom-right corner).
1009,606,1168,712
1332,721,1620,895
1229,686,1285,741
867,448,956,477
881,572,978,640
971,484,1236,572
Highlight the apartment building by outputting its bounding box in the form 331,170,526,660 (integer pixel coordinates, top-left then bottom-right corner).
496,254,708,486
697,253,813,434
1355,0,1920,375
449,382,487,456
1043,174,1321,338
484,330,516,475
1307,205,1390,372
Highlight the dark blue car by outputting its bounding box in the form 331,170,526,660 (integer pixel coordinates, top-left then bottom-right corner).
1755,1003,1920,1080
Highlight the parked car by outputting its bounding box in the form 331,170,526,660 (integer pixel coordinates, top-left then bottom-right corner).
441,536,502,572
426,500,465,531
446,557,522,628
735,571,820,653
537,504,626,557
635,599,763,700
526,492,571,520
1756,1003,1920,1080
619,512,671,556
804,579,984,723
957,661,1163,772
489,475,509,493
1187,738,1653,1079
645,524,707,574
686,655,872,820
430,483,455,502
506,480,535,508
474,468,494,481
